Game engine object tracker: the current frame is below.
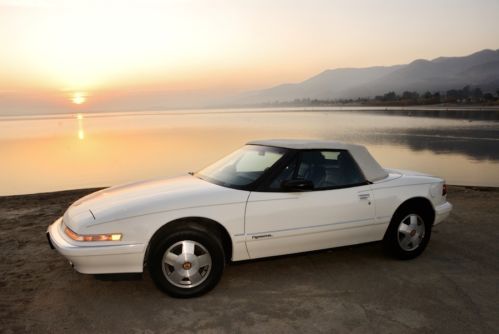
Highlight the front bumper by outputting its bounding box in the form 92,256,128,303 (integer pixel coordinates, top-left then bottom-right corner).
47,217,145,274
434,201,452,225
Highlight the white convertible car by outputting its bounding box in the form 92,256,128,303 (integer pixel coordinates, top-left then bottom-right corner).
48,139,452,297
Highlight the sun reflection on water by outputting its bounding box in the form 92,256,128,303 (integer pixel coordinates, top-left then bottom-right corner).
77,113,84,140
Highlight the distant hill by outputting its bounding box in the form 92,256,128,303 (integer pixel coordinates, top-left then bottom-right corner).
239,49,499,103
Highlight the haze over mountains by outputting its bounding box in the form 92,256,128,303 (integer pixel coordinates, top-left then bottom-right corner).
239,49,499,104
2,48,498,116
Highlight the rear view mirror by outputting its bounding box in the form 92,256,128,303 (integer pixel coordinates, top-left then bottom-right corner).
281,179,314,191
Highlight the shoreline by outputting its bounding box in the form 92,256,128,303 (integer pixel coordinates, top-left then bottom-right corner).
0,184,499,204
1,184,498,200
1,105,499,121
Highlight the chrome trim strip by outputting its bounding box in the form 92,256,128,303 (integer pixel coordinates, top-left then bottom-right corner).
247,221,387,241
246,217,378,236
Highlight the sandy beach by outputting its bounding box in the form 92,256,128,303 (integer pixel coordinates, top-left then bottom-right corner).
1,185,498,333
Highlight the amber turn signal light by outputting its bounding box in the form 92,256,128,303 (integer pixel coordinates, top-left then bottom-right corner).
64,226,122,242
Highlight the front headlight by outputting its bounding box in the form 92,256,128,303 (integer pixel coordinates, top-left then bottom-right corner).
64,226,122,242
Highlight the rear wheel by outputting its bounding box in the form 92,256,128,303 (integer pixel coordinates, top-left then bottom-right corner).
384,208,432,259
148,225,225,298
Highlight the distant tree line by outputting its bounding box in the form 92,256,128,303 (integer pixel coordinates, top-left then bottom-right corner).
254,85,499,107
371,85,498,105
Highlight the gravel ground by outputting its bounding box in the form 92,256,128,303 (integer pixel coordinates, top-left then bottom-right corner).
0,186,498,334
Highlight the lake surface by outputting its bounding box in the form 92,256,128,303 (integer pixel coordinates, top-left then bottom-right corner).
1,108,498,195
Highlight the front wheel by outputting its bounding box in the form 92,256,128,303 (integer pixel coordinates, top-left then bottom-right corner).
148,226,225,298
384,209,432,260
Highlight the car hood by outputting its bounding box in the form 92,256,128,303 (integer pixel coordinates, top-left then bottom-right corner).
64,175,248,226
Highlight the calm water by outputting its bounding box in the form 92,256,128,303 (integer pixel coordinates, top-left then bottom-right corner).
1,108,498,195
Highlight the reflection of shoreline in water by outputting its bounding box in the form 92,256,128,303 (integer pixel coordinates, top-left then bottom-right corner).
1,106,498,122
1,109,498,195
348,127,499,161
362,108,499,121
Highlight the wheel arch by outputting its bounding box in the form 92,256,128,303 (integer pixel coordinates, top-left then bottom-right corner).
384,197,435,238
144,216,233,266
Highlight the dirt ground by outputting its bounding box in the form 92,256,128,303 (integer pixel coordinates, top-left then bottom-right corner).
0,186,498,334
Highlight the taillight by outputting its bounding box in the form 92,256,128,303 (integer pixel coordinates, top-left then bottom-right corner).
442,183,447,196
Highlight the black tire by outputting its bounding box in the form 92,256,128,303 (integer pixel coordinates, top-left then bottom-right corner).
148,224,225,298
383,207,432,260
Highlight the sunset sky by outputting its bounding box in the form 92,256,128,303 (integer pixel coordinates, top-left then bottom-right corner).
1,0,498,113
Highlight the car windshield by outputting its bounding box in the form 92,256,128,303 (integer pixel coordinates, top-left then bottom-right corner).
196,145,287,188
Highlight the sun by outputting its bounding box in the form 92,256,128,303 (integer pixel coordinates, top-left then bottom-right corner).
72,92,87,105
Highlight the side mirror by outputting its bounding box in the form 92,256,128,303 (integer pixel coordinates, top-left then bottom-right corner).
281,179,314,191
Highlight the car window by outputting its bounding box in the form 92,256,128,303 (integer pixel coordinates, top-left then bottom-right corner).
269,150,365,190
269,159,297,189
196,145,286,188
236,150,283,172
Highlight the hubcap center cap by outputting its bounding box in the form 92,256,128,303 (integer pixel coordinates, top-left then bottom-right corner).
182,262,192,270
410,229,417,237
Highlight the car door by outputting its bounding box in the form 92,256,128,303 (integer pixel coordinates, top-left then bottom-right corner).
245,149,382,259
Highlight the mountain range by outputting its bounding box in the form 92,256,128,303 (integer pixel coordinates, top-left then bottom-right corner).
239,49,499,103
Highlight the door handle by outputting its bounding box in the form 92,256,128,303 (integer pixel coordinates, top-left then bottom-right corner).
359,193,371,205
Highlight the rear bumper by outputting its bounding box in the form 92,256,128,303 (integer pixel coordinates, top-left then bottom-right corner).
434,201,452,225
47,217,145,274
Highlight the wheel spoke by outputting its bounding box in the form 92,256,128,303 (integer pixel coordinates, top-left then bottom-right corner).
164,252,178,266
416,223,425,235
398,223,412,235
197,254,211,268
409,215,418,227
411,235,421,248
168,270,184,284
400,236,412,249
188,271,203,285
182,241,195,255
